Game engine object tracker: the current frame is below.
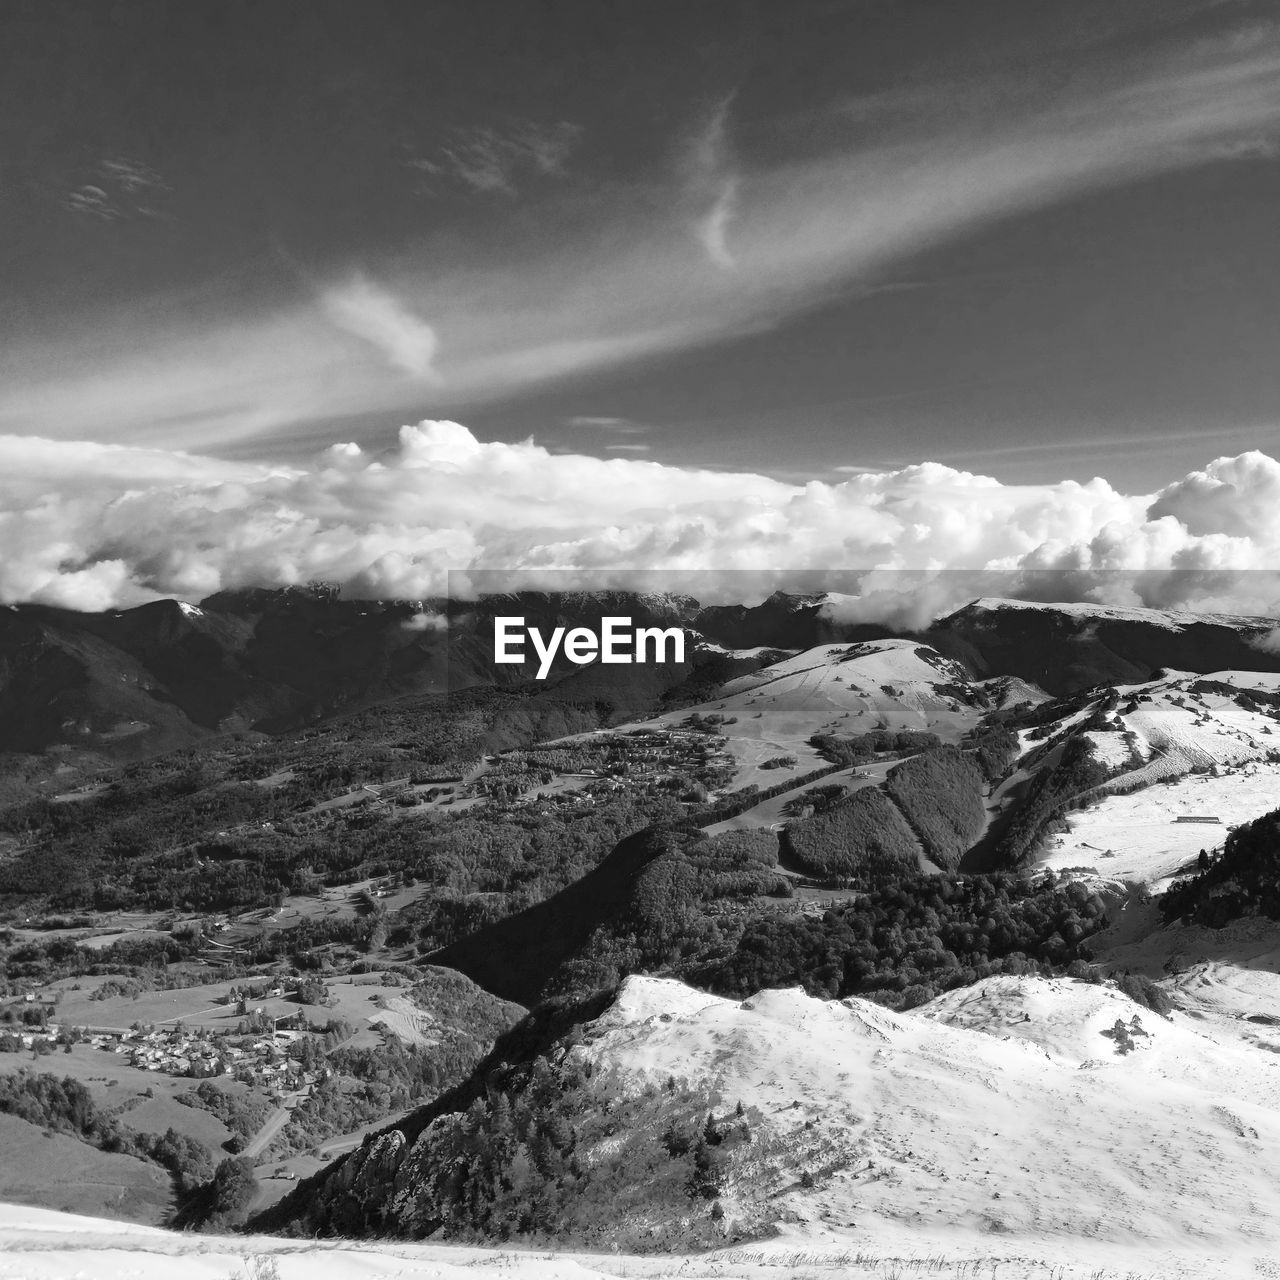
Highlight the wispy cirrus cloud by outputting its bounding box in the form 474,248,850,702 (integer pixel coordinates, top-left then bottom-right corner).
320,274,441,380
65,157,169,221
408,120,582,196
9,21,1280,457
566,416,650,435
683,95,740,268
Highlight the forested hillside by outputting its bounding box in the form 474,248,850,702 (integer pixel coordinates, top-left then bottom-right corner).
1162,807,1280,927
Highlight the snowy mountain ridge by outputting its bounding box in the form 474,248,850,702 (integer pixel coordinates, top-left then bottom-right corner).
957,596,1278,633
12,968,1280,1278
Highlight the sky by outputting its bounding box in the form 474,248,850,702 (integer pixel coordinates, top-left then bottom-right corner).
3,0,1280,612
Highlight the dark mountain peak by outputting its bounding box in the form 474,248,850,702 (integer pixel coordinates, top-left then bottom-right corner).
925,597,1280,695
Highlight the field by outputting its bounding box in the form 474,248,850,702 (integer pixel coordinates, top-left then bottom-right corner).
49,976,297,1032
0,1115,171,1226
613,640,985,794
315,973,420,1048
1039,761,1280,893
44,969,411,1040
701,763,882,835
0,1041,236,1149
0,968,422,1171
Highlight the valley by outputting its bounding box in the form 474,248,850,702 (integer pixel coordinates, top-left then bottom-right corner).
3,588,1280,1275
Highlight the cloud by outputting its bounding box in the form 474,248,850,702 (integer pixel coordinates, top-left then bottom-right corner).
12,23,1280,457
684,96,740,268
700,179,740,270
320,275,441,380
1146,451,1280,538
402,610,449,633
409,121,581,196
65,157,169,221
566,416,650,435
604,443,651,453
5,421,1280,621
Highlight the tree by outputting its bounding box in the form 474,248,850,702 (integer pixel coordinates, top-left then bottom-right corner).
203,1156,259,1227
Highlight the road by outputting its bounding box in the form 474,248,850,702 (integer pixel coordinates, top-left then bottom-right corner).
702,759,895,836
241,1090,304,1160
240,1023,361,1163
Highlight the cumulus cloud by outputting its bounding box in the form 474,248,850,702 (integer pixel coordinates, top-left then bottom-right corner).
4,422,1280,620
402,610,449,633
1146,451,1280,538
320,275,441,380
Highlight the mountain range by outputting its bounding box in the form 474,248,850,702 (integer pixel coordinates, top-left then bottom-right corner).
5,587,1280,765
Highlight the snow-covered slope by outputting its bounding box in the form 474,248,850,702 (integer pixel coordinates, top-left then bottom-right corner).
12,971,1280,1279
1107,671,1280,771
1023,669,1280,892
1041,760,1280,892
573,974,1280,1275
616,639,989,790
960,597,1277,632
0,1197,1248,1280
1021,668,1280,781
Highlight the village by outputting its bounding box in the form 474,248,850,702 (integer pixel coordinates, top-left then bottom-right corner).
114,1021,327,1093
0,986,330,1094
473,727,739,811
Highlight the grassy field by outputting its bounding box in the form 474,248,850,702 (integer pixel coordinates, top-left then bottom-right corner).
319,973,418,1048
0,1042,237,1151
47,969,414,1034
0,1113,171,1225
49,975,289,1032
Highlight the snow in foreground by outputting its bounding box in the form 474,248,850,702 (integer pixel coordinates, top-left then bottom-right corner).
0,1199,1265,1280
7,972,1280,1280
569,975,1278,1278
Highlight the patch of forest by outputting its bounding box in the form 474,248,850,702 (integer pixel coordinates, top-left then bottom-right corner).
429,823,789,1007
265,1052,827,1250
991,736,1114,867
1161,807,1280,928
705,872,1109,1009
275,971,523,1156
177,1081,271,1148
781,789,920,880
884,746,986,870
0,1068,216,1197
808,728,941,767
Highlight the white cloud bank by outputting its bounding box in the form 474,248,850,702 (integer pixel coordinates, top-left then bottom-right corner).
5,422,1280,620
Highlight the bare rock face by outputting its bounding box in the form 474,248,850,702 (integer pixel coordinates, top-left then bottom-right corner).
313,1129,410,1237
